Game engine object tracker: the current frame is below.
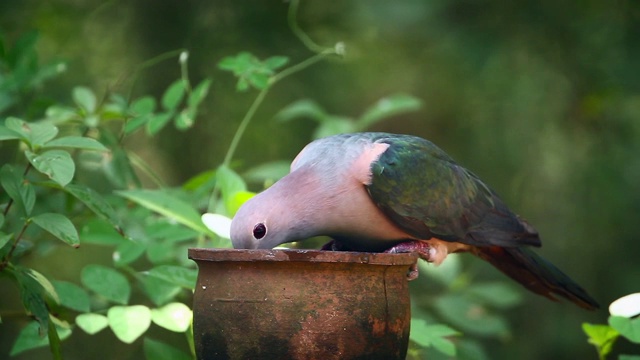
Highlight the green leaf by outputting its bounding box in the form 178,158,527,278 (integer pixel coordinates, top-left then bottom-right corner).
146,265,197,290
0,123,21,140
146,242,176,264
466,282,523,309
76,313,109,335
32,213,80,247
582,322,619,359
10,320,71,356
174,108,195,130
138,273,182,306
143,337,192,360
5,118,59,148
72,86,97,113
27,268,60,304
410,319,460,356
150,302,192,332
124,96,156,134
609,316,640,344
43,136,108,151
47,315,64,360
113,239,146,267
116,189,213,235
4,117,30,141
63,183,121,229
247,72,270,90
218,51,254,73
434,294,509,338
83,114,98,128
131,96,156,115
124,115,150,134
103,146,141,188
45,105,77,124
187,79,211,107
357,94,422,129
0,232,11,249
217,165,247,214
81,265,131,304
218,52,278,91
161,79,186,110
146,112,173,135
0,164,36,216
620,355,640,360
274,99,327,123
108,305,152,344
52,280,91,312
242,161,290,184
8,265,51,333
227,191,255,216
236,77,249,92
263,56,289,70
29,123,60,147
80,219,125,245
312,118,355,139
146,220,198,242
182,169,216,192
25,149,75,186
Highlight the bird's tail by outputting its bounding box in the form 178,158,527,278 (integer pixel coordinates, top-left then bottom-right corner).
472,245,599,310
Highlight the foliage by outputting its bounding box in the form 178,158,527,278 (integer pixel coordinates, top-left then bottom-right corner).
0,1,600,359
275,94,422,139
0,30,210,358
583,293,640,360
1,2,350,358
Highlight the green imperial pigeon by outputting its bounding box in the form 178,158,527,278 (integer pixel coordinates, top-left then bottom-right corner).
230,132,599,310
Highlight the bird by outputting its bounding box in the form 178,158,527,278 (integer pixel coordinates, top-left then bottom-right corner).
230,132,599,310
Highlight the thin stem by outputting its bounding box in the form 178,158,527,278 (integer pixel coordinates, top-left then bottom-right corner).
222,50,337,167
3,199,13,217
222,86,270,167
179,51,193,93
120,49,187,144
126,48,187,103
127,151,168,188
208,0,342,212
0,220,31,270
272,49,336,84
288,0,326,54
3,163,32,217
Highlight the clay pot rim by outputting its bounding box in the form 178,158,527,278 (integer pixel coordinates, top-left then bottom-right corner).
188,248,417,265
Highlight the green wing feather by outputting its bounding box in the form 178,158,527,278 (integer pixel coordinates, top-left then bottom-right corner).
366,134,540,248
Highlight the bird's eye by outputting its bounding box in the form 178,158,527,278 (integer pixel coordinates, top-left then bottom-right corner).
253,223,267,239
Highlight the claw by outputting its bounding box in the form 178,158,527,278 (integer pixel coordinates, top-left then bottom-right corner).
384,241,432,280
407,261,419,280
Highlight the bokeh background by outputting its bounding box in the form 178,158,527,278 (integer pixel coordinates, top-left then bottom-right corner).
1,0,639,359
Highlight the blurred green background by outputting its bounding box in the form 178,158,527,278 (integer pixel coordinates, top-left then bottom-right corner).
1,0,639,359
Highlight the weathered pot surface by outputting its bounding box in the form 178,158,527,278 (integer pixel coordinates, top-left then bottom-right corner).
189,248,417,360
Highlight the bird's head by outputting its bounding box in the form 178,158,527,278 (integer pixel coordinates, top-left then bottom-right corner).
230,175,315,250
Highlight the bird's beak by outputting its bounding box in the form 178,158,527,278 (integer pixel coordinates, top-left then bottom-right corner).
231,235,257,250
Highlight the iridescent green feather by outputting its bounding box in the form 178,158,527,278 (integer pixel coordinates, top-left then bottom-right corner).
365,133,540,247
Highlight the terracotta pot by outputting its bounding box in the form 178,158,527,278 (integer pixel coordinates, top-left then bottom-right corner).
188,248,417,360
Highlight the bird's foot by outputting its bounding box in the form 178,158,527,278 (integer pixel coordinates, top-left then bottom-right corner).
384,241,433,281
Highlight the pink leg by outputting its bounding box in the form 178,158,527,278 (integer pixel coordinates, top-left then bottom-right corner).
384,241,432,281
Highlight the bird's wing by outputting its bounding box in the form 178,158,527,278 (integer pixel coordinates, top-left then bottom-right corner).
366,135,540,248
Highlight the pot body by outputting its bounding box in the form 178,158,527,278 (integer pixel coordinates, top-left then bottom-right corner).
189,248,416,360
